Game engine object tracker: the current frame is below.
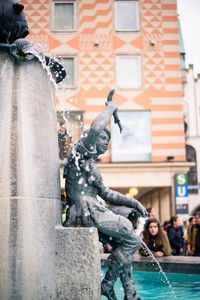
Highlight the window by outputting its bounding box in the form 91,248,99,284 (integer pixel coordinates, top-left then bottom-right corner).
111,111,152,162
60,57,75,88
52,1,76,31
57,111,83,160
116,56,141,89
115,1,139,31
186,145,198,194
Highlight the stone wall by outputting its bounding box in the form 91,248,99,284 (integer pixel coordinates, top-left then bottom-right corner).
55,226,101,300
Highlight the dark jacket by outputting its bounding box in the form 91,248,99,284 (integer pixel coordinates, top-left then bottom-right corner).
167,225,182,255
187,224,200,256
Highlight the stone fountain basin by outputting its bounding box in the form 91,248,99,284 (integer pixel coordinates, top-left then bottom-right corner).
101,253,200,274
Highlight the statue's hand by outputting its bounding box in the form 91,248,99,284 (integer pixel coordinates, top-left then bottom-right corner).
128,197,148,218
9,39,34,61
105,99,118,112
138,206,148,218
136,204,148,218
105,89,123,133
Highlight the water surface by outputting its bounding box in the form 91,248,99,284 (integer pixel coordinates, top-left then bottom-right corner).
101,270,200,299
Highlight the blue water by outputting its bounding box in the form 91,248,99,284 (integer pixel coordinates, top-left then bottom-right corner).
101,269,200,299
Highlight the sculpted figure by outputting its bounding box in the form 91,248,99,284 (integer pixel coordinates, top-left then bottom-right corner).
0,0,29,44
0,1,66,83
63,92,147,300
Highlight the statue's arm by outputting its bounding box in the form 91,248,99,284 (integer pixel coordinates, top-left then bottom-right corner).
97,184,148,218
0,43,11,51
82,101,118,152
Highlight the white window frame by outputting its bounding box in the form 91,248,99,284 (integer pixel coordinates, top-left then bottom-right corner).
116,55,142,89
52,0,76,32
115,0,140,32
111,110,152,162
59,56,77,89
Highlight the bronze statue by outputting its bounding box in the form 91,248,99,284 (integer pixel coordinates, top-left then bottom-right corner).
0,0,29,44
63,90,147,300
0,1,66,83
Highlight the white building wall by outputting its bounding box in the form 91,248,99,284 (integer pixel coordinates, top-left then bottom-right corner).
195,74,200,136
185,65,198,136
183,65,200,214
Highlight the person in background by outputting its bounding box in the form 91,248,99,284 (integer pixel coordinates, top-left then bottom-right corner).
62,203,67,224
58,121,68,161
104,243,113,254
194,212,200,224
187,212,200,256
178,221,185,253
99,242,104,254
167,216,183,255
139,218,171,257
182,219,189,255
185,216,195,255
58,121,73,160
135,206,156,237
189,216,194,226
187,216,195,236
146,207,156,219
61,193,67,224
135,216,146,237
162,220,169,232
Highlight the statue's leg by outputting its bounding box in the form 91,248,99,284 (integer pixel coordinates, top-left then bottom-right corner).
120,265,142,300
95,210,141,300
101,239,141,300
101,254,120,300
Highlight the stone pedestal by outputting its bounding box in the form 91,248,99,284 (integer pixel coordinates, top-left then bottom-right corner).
0,53,61,299
56,226,101,300
0,52,101,300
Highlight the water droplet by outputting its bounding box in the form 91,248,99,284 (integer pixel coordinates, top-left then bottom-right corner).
78,178,83,185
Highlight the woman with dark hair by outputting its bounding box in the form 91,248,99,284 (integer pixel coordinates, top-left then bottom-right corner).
167,216,183,255
139,218,171,257
162,220,169,231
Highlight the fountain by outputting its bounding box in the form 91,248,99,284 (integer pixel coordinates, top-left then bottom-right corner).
62,88,149,300
0,2,181,300
139,241,176,299
0,1,100,299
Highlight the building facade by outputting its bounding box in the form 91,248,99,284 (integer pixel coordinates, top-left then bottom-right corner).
21,0,194,222
182,64,200,215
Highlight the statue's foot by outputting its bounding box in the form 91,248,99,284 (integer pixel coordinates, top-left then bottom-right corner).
101,279,117,300
120,265,142,300
124,291,142,300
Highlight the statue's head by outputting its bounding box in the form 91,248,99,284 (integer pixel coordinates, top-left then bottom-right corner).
96,129,111,155
0,0,29,44
80,128,111,157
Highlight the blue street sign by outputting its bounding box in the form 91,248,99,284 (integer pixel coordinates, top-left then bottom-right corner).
188,185,200,190
175,185,188,198
176,204,188,215
175,174,188,214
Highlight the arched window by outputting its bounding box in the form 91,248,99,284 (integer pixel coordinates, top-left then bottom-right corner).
191,205,200,216
186,144,198,194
